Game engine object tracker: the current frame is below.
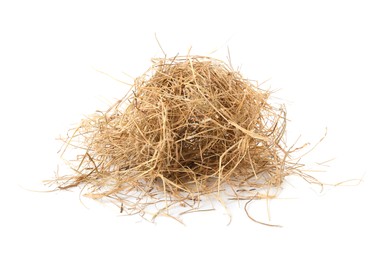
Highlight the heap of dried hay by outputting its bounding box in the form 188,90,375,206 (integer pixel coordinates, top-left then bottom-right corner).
54,55,306,222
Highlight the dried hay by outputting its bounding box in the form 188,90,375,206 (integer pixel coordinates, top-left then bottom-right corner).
53,55,312,223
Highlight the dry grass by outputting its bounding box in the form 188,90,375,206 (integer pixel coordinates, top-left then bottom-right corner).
52,55,310,223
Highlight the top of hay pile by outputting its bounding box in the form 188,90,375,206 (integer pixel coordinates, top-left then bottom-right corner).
55,55,303,223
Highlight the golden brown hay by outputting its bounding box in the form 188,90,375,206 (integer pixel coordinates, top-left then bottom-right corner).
53,55,309,223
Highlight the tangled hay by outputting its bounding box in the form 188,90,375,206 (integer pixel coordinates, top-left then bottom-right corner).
54,55,309,223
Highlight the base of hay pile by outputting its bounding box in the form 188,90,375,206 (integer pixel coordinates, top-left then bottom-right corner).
54,55,308,223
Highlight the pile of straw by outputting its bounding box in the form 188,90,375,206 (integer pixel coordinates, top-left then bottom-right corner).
55,55,304,222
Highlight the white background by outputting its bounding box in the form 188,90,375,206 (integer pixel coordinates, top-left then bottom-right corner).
1,0,389,259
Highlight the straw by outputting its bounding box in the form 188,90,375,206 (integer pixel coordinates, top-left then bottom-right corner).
52,55,307,222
